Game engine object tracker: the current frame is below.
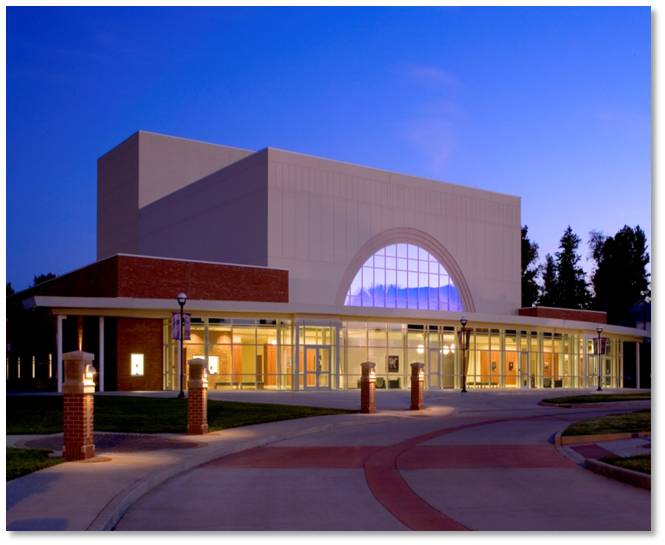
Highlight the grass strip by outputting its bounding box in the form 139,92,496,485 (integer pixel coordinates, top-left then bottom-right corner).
562,410,650,437
7,448,64,481
600,454,651,475
6,395,353,434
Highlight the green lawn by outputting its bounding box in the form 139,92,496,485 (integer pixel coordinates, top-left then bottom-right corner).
6,395,354,434
7,448,64,481
542,393,651,405
562,410,651,437
601,454,651,475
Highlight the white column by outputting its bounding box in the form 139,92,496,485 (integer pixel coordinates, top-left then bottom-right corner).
99,317,105,392
56,315,65,393
620,341,624,388
204,317,209,366
293,322,300,390
636,341,641,389
334,323,341,389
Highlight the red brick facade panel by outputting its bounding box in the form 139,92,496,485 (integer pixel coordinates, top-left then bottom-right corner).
116,255,288,302
518,306,607,324
14,254,288,303
116,318,164,391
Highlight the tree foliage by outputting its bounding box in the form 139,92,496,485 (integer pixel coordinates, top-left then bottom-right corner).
31,273,57,287
590,225,650,326
7,282,15,297
521,226,540,307
537,226,590,309
538,254,558,307
554,226,591,309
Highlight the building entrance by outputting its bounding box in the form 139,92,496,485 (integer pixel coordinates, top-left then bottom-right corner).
303,346,331,389
428,347,455,389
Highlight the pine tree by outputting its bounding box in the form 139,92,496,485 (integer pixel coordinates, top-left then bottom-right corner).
554,226,590,309
538,254,558,306
521,226,540,307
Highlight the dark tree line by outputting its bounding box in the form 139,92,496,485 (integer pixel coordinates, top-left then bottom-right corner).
7,272,58,297
521,224,650,326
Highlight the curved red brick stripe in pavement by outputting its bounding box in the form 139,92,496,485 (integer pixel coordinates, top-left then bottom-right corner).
364,445,469,531
204,444,573,470
195,409,622,531
362,413,584,531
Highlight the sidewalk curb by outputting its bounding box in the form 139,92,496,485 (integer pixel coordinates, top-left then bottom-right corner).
584,458,651,490
552,431,586,465
555,431,651,446
553,431,651,491
86,413,396,531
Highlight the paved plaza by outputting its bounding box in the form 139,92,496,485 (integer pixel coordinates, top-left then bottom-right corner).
6,390,651,531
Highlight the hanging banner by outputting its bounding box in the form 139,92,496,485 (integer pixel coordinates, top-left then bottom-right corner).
456,329,472,350
171,313,191,340
592,337,608,355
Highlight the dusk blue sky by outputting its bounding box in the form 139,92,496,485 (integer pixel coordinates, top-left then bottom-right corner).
7,6,651,291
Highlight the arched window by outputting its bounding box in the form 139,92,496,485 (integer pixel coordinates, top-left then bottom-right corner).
344,243,462,311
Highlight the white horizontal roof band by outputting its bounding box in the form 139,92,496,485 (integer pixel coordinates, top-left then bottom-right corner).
27,295,647,338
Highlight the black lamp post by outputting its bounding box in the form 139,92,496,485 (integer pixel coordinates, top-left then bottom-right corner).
460,317,468,393
176,292,187,399
596,327,603,392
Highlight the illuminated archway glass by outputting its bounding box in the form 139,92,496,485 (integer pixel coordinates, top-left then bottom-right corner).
344,243,462,311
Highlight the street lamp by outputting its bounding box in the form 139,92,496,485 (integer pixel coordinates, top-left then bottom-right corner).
596,327,603,392
459,317,469,393
176,292,187,399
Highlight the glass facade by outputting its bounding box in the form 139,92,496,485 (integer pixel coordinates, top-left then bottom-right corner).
164,316,627,392
344,243,462,311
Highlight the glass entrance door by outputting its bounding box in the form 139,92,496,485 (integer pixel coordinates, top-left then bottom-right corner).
303,346,331,389
428,349,441,389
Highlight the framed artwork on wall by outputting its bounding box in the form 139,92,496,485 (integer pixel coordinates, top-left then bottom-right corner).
387,355,399,373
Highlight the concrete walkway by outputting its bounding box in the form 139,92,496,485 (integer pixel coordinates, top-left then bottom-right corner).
6,390,651,531
562,436,651,464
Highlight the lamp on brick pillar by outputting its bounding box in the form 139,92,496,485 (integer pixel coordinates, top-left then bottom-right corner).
410,362,425,410
187,358,208,434
596,327,603,392
62,351,96,461
176,292,187,399
360,361,376,414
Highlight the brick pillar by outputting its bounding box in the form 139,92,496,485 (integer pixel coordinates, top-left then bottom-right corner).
187,358,209,434
62,351,96,461
360,361,376,414
410,362,425,410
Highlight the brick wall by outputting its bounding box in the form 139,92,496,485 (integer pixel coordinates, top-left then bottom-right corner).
187,387,208,434
116,318,164,391
63,394,95,460
12,254,288,303
115,255,288,302
518,306,607,324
